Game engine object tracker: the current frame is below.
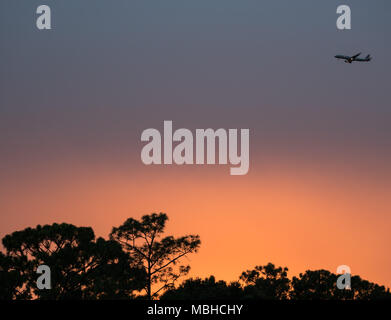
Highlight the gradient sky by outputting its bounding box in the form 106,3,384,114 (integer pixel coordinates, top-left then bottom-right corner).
1,1,390,287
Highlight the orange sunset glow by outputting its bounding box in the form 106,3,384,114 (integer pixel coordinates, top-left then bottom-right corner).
2,151,390,289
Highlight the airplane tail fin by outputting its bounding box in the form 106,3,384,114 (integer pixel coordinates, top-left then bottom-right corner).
366,54,372,61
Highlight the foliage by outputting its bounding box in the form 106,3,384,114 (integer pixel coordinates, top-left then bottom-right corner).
161,276,242,300
110,213,201,299
1,223,145,299
240,263,290,299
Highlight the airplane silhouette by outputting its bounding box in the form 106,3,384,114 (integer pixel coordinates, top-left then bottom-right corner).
335,52,372,63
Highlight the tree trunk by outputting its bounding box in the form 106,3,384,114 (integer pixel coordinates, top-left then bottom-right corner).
147,263,152,300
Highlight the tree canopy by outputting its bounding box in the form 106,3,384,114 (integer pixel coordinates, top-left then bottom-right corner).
110,213,201,299
291,269,391,300
161,276,242,300
161,266,391,300
240,263,290,299
1,223,145,299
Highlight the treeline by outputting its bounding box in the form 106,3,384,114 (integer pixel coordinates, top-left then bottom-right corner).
162,264,391,300
0,213,390,300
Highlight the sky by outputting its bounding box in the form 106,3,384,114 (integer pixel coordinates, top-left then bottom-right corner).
1,1,390,287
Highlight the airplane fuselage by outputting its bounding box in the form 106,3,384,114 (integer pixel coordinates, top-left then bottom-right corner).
335,53,371,63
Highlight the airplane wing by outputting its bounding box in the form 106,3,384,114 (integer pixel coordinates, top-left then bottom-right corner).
351,52,361,59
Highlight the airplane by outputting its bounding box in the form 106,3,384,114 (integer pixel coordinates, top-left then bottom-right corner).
334,52,372,63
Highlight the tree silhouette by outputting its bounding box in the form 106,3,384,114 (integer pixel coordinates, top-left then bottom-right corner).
240,263,290,299
349,275,391,299
291,269,341,300
162,263,391,300
1,223,145,299
291,269,391,300
0,252,29,299
110,213,201,299
161,276,243,300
